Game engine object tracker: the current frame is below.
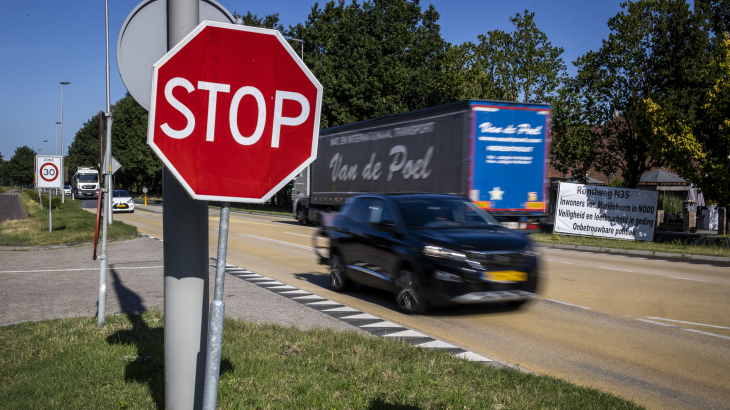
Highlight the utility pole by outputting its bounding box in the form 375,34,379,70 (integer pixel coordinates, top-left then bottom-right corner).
164,1,210,409
60,81,69,203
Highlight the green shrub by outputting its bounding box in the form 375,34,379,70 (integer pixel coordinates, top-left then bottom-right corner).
661,192,684,214
26,189,62,209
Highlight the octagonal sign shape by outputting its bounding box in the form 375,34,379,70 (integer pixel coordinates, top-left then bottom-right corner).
148,21,322,202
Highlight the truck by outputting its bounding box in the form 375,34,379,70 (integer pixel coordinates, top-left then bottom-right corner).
70,167,100,200
292,99,551,229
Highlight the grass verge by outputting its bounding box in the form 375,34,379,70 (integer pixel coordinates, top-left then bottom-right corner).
531,232,730,258
0,192,137,246
0,311,643,410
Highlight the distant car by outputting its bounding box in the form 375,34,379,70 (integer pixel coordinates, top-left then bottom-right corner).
326,193,539,313
111,190,135,213
63,185,72,196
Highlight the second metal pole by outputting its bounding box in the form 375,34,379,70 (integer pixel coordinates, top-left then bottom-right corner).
49,191,52,233
202,203,230,410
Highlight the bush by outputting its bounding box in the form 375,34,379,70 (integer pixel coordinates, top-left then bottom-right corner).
26,189,62,209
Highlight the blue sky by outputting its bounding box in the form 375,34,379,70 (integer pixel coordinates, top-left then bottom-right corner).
0,0,625,160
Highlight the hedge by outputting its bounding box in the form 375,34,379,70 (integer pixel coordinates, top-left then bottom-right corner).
26,189,62,209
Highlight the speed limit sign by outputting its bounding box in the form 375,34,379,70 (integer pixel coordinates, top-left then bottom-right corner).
36,156,63,188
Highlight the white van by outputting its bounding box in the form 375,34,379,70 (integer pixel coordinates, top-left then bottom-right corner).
71,167,100,199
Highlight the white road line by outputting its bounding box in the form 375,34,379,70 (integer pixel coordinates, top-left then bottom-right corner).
599,267,634,272
637,319,730,340
668,276,709,283
237,233,312,251
360,321,404,328
323,307,359,312
384,330,426,338
285,232,313,238
544,299,592,310
0,266,163,274
646,317,730,330
544,260,573,264
341,313,379,320
306,301,340,306
455,352,492,362
418,340,457,348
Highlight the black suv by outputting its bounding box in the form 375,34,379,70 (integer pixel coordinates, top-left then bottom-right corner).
327,194,539,313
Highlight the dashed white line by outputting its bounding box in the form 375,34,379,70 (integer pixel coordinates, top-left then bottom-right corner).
544,259,573,264
544,299,592,310
668,276,709,283
599,267,634,272
285,232,313,238
384,330,426,338
646,317,730,330
455,352,492,362
637,319,730,340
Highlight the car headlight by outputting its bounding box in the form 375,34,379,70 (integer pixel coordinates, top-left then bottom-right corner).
423,245,468,262
127,199,134,204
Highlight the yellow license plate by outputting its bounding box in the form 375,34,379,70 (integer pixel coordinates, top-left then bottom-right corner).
118,204,127,208
481,270,527,282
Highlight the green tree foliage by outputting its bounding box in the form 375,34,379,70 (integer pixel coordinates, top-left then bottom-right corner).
472,10,566,103
443,42,505,101
111,93,163,194
232,10,284,31
65,112,101,175
4,146,36,185
287,0,454,128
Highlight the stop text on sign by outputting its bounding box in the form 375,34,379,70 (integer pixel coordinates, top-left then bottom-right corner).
161,78,309,148
146,21,322,203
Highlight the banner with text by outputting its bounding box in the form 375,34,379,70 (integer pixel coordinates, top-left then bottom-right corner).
554,182,658,241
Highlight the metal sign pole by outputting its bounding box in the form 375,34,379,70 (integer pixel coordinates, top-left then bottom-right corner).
98,0,112,327
49,191,52,233
202,202,230,410
164,1,210,409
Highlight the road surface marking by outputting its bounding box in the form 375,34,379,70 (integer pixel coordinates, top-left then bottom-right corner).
455,352,492,362
237,233,313,251
245,277,274,281
0,266,163,274
646,317,730,330
599,267,634,272
545,299,592,310
360,321,403,328
637,319,730,340
668,276,709,283
418,340,457,348
285,232,314,238
277,290,310,295
340,313,379,320
291,295,325,300
266,285,297,290
323,307,359,312
306,301,340,306
544,259,573,264
384,330,426,338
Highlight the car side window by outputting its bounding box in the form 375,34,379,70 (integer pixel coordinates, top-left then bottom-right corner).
346,198,371,224
366,199,394,225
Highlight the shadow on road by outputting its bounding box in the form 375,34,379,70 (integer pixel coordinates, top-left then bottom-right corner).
293,271,526,317
104,267,233,409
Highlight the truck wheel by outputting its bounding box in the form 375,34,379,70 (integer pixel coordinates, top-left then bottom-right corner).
395,270,427,314
329,254,349,292
297,208,305,225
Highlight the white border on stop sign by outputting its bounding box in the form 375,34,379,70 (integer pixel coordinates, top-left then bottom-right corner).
147,20,323,203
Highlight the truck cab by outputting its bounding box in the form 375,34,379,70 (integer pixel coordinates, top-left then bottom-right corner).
71,167,100,199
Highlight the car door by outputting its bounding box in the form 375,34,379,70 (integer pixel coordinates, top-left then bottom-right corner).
332,198,371,285
358,198,400,292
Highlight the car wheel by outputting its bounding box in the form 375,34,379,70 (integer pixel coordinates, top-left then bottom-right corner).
395,270,427,314
507,300,528,309
329,254,349,292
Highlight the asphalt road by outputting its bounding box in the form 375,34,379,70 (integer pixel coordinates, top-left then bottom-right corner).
0,191,25,223
99,200,729,410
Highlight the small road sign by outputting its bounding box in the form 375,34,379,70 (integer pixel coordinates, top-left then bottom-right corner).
36,156,63,188
111,157,122,175
147,21,323,203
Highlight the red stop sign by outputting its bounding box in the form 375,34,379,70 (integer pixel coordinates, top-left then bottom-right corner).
148,22,322,202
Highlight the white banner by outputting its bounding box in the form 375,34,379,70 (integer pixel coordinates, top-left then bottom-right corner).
554,182,659,241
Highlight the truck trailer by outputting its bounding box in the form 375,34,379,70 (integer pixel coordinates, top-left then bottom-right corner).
292,99,551,229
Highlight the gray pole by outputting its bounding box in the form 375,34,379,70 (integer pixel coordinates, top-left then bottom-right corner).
165,1,209,409
97,0,112,327
106,3,113,227
60,82,69,204
202,202,230,410
49,190,52,233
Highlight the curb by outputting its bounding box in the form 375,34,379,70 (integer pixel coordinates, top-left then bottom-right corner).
136,235,529,373
534,242,730,263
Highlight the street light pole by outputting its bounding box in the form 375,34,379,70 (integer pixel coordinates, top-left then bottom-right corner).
60,82,70,204
43,140,48,155
55,122,61,156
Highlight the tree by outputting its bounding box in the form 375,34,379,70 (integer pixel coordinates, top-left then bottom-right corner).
644,34,730,205
111,93,162,194
443,42,505,101
232,10,284,31
65,112,101,176
287,0,454,128
473,10,566,103
4,146,36,185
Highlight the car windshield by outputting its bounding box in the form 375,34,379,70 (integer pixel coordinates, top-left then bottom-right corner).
112,190,130,198
395,197,500,229
64,185,71,189
78,174,98,183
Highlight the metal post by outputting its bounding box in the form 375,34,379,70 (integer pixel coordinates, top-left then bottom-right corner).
106,0,113,227
202,203,230,410
60,82,69,204
49,191,52,233
165,1,209,409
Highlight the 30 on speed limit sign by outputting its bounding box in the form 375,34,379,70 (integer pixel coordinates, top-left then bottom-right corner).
36,156,64,188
